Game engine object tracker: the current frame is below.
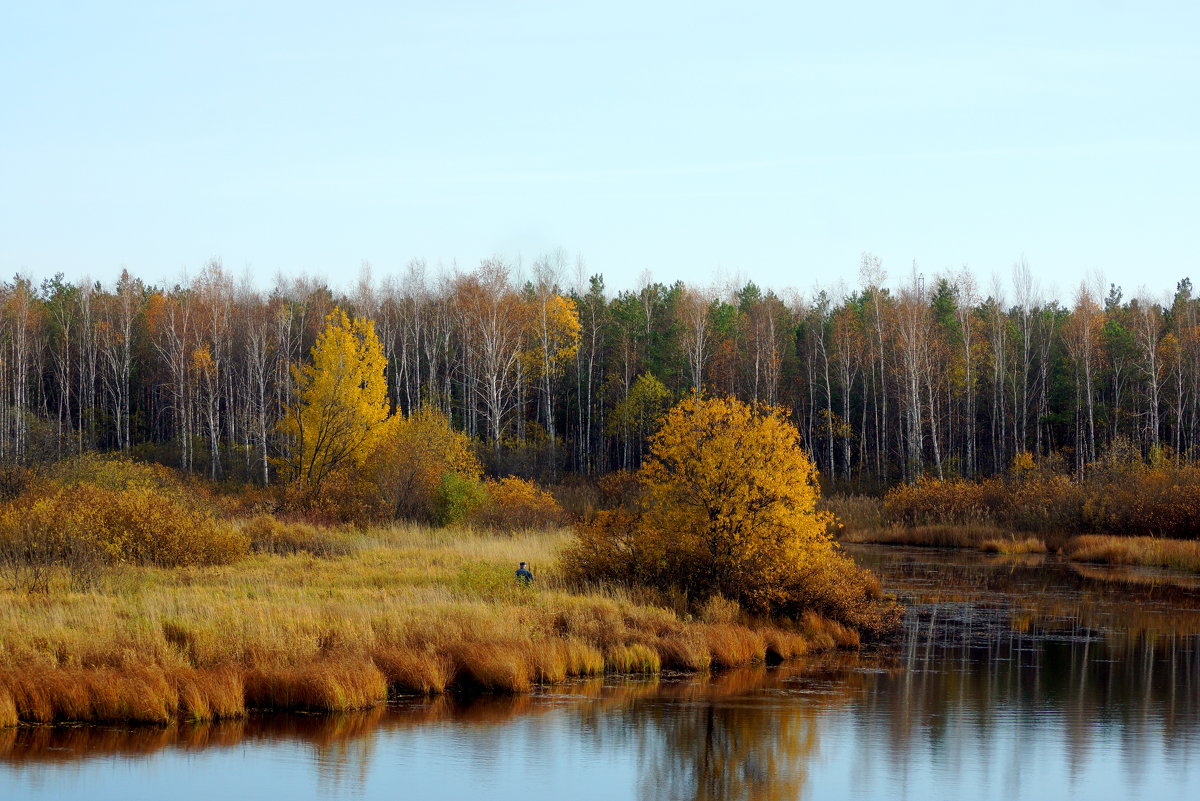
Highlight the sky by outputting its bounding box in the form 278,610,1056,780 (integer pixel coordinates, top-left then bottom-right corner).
2,1,1197,300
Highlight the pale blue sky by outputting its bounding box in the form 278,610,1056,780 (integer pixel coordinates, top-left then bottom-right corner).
2,1,1197,298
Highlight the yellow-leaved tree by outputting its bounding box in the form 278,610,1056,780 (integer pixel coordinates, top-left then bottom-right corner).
278,308,389,489
565,395,899,635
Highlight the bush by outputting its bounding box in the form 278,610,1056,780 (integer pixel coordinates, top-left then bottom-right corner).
279,468,378,525
878,458,1200,539
0,483,247,590
470,477,565,532
365,406,482,523
434,473,488,526
564,396,900,635
242,515,358,558
45,454,192,494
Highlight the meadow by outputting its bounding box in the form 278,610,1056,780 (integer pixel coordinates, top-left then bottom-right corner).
0,523,857,727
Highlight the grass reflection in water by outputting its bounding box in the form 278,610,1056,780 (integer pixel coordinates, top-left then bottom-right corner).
3,545,1199,801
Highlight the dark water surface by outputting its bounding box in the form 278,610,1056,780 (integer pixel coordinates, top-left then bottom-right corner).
4,545,1200,801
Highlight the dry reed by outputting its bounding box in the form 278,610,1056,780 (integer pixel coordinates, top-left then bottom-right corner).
0,523,859,726
1063,535,1200,573
980,537,1048,555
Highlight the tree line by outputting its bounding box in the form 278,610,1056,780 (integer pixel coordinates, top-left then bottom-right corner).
0,253,1195,487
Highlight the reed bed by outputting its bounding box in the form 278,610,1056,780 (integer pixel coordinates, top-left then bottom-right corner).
0,524,854,727
1062,535,1200,573
841,524,1054,557
979,536,1049,555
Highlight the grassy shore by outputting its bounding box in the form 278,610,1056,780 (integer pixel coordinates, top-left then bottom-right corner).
0,524,859,728
829,495,1200,572
839,523,1052,553
1061,535,1200,573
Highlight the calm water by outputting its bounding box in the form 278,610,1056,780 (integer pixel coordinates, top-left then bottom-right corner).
4,545,1200,801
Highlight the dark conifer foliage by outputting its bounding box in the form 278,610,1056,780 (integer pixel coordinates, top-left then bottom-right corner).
0,257,1192,487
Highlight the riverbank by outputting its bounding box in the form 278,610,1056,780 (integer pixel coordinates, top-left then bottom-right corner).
0,524,861,727
835,515,1200,573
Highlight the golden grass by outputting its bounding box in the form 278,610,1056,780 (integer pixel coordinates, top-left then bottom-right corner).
821,494,884,533
980,536,1049,555
604,643,662,673
761,628,810,663
840,524,1011,548
1063,535,1200,573
0,523,857,726
842,524,1053,557
702,624,767,668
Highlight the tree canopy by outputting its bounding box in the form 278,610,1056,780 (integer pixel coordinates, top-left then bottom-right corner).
566,396,899,633
278,308,388,488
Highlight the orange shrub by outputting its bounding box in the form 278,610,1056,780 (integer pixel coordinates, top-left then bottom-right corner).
882,477,991,526
881,462,1200,539
364,405,482,523
470,477,565,532
565,396,901,636
0,483,247,589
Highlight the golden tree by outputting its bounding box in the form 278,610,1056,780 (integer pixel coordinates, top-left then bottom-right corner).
567,395,898,634
278,308,389,488
639,396,833,613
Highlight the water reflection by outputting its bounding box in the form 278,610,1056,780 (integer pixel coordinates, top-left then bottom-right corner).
4,546,1200,800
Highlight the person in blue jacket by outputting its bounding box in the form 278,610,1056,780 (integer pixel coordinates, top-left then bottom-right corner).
515,561,534,585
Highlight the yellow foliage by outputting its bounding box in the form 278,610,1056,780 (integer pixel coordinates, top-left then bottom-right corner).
566,396,900,635
471,476,565,532
638,396,833,614
0,483,247,589
1011,450,1036,474
524,294,582,379
277,308,389,489
366,405,482,522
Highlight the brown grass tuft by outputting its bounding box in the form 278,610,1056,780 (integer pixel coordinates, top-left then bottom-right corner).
651,633,713,672
372,648,454,695
980,536,1048,555
244,660,387,712
561,639,606,677
172,668,244,720
701,624,766,668
603,643,661,673
761,628,810,664
448,641,532,693
841,523,1017,549
801,611,860,650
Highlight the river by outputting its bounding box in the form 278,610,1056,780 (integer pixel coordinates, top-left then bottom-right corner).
3,545,1199,800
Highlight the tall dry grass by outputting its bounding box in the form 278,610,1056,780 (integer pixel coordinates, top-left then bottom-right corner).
0,523,857,726
1063,535,1200,573
838,523,1051,557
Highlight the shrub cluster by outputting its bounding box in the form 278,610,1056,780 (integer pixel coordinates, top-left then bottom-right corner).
563,397,901,638
882,461,1200,539
470,477,566,532
0,457,247,591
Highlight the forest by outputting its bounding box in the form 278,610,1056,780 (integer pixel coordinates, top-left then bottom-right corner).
0,252,1193,489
